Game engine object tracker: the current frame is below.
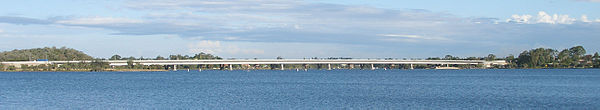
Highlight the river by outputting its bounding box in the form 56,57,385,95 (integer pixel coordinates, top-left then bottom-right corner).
1,69,599,109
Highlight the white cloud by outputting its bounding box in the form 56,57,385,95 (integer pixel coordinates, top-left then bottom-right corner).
507,11,579,24
507,14,533,23
127,0,300,11
581,15,592,22
377,34,450,42
573,0,600,2
56,17,144,25
1,1,600,58
188,40,264,55
188,40,222,54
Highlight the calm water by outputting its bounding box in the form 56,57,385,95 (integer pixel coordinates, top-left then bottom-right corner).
0,69,599,109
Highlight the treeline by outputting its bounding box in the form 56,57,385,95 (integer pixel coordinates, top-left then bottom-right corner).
426,54,498,61
107,52,222,60
507,46,599,68
11,60,109,71
0,47,93,61
426,46,599,68
1,46,599,71
0,47,223,61
0,47,223,71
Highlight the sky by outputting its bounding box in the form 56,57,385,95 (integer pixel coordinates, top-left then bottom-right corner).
0,0,599,59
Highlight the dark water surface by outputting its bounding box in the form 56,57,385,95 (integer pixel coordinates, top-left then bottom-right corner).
1,69,599,109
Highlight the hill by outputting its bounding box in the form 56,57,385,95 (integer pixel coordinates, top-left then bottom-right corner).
0,47,93,61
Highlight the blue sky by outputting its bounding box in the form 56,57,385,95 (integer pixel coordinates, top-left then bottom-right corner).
0,0,599,58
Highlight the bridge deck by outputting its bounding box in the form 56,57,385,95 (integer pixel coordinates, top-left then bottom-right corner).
1,59,507,66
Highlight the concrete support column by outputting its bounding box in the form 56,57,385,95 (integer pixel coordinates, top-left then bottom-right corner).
410,64,414,70
281,64,284,70
229,64,233,71
304,64,309,71
198,64,202,72
371,64,375,70
174,65,177,71
328,64,332,70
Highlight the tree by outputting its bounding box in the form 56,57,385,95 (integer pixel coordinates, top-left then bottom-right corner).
442,55,459,60
485,54,496,61
558,49,571,68
583,55,593,68
170,54,182,60
191,52,222,60
156,56,166,60
569,46,586,67
125,56,136,60
517,50,532,68
569,46,586,57
277,56,283,60
505,54,516,68
465,57,481,60
110,54,122,60
127,60,134,69
427,57,441,60
444,55,452,60
90,59,109,71
516,48,556,68
593,52,600,68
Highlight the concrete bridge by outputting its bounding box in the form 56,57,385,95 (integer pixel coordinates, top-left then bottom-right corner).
1,59,507,70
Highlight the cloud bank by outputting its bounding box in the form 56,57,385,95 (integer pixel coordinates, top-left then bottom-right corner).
0,0,599,57
507,11,599,24
574,0,600,2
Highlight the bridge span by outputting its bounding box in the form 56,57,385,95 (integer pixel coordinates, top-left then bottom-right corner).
1,59,507,70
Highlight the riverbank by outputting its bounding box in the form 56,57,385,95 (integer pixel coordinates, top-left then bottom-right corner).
0,69,169,72
2,67,599,72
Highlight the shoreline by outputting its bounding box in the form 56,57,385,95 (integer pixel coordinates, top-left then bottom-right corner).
1,68,598,72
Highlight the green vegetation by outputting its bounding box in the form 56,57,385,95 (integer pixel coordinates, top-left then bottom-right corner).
426,54,496,61
509,46,598,68
0,47,223,71
0,46,599,71
0,47,93,61
425,46,599,69
109,52,222,60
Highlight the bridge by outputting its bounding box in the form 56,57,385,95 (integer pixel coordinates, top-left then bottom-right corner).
1,59,507,70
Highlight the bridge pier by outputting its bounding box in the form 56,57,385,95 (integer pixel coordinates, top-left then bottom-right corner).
174,65,177,71
410,64,414,70
304,64,309,71
371,64,375,70
281,64,284,70
328,64,332,70
229,64,233,71
484,63,491,68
